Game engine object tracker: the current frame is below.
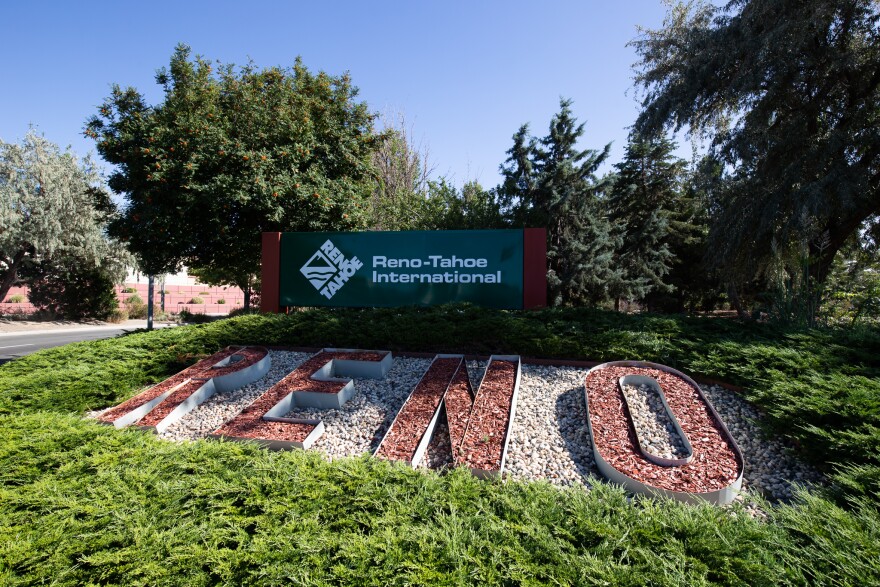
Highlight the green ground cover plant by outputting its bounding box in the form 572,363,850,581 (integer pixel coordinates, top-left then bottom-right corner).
1,306,878,585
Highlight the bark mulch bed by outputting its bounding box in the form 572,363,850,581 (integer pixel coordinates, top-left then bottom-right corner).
457,359,518,472
375,357,461,462
444,362,475,465
213,350,386,444
97,346,267,425
138,347,270,427
585,365,741,493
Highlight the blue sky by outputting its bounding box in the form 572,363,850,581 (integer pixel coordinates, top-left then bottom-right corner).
1,1,688,190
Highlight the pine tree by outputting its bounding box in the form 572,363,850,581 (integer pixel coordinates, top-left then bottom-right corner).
497,99,620,305
606,133,685,307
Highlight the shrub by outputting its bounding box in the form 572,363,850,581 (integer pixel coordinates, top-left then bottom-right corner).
177,308,213,323
0,307,28,319
228,306,260,318
121,287,137,293
199,291,210,295
217,298,225,304
188,297,204,304
125,294,147,319
27,257,119,320
6,294,25,303
107,308,129,323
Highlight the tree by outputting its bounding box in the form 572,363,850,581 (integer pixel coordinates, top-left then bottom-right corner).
0,132,123,305
606,133,685,307
421,180,506,231
86,44,378,308
633,0,880,319
498,99,620,305
368,113,435,231
660,157,722,313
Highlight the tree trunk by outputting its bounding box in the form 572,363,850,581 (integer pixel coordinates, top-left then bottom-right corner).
243,287,251,310
727,282,750,321
0,249,26,304
147,275,154,331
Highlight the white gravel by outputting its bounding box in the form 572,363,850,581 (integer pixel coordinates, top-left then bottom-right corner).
620,382,690,461
141,351,822,503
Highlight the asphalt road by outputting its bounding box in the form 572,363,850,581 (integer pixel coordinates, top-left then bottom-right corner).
0,325,173,364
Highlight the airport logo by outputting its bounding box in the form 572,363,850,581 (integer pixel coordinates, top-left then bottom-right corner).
300,239,363,299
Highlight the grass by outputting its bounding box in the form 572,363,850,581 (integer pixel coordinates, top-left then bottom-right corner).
1,305,879,585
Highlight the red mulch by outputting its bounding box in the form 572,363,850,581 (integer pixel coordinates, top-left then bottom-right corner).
585,366,741,493
458,360,517,471
138,346,270,427
445,363,475,465
214,350,387,443
137,379,206,426
97,346,267,424
375,358,461,461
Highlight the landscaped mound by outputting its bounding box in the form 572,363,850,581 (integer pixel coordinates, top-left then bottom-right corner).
0,306,878,585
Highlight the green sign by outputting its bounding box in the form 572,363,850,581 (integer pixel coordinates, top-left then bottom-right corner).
279,230,525,309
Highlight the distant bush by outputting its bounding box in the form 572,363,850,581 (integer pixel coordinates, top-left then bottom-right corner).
177,308,213,323
121,287,137,293
27,257,119,320
6,294,25,303
125,294,147,319
0,307,28,319
217,298,226,305
107,308,129,323
199,291,210,295
227,306,260,318
188,297,204,304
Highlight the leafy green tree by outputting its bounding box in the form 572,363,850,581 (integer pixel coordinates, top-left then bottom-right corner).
422,180,506,230
824,223,880,326
498,99,620,305
632,0,880,319
86,44,377,308
0,132,124,304
606,133,684,307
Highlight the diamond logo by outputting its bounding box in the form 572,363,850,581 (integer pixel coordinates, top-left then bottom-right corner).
300,250,337,290
300,239,363,300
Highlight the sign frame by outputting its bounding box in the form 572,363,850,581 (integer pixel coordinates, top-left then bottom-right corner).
261,228,547,312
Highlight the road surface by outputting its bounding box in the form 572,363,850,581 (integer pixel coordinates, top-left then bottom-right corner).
0,323,175,364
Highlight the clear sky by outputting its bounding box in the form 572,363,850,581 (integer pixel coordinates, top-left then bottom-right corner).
1,1,686,190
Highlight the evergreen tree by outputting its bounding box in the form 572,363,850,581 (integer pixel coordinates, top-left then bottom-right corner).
497,99,619,305
660,157,722,313
496,125,537,227
633,0,880,319
606,133,684,307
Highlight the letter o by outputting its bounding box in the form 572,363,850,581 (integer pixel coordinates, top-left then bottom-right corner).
584,360,744,504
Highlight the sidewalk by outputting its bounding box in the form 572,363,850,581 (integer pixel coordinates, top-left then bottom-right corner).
0,319,177,336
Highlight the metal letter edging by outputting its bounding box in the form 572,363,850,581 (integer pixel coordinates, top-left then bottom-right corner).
584,360,745,505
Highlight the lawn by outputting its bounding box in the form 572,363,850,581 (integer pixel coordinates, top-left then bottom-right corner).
1,306,878,585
